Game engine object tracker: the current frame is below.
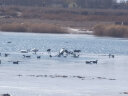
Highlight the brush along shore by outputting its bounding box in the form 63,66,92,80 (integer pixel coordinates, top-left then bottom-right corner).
94,24,128,38
0,23,67,33
0,22,92,34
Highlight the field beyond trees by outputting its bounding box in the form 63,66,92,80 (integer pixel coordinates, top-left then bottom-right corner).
1,6,128,22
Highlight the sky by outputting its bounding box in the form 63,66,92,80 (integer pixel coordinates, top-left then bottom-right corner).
118,0,127,2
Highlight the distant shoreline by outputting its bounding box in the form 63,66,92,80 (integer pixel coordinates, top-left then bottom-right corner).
0,22,93,34
0,23,128,38
0,6,128,38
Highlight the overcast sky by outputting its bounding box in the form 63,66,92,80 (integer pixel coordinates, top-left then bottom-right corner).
118,0,127,2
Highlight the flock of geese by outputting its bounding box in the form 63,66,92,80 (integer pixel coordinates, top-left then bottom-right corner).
0,47,115,65
0,48,81,64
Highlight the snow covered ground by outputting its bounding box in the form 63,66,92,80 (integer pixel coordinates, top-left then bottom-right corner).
0,32,128,96
65,27,93,34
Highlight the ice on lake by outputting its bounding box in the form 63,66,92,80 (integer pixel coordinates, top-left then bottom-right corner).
0,32,128,96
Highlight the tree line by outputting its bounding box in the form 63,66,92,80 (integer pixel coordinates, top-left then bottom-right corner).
0,0,127,9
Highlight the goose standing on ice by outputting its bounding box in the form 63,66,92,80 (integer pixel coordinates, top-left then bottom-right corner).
31,48,38,54
20,50,28,53
58,48,65,57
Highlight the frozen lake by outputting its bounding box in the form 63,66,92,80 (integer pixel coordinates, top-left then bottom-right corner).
0,32,128,96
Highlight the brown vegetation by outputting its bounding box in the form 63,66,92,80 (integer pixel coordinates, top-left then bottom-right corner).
94,24,128,38
0,23,67,33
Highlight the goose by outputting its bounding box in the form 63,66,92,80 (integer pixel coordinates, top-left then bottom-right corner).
37,56,41,59
23,55,31,58
86,60,98,64
74,50,81,53
47,49,51,52
73,54,79,58
13,61,20,64
31,48,38,54
7,41,12,43
49,55,52,58
20,50,28,53
86,61,92,64
58,48,65,57
109,54,115,58
92,60,98,64
4,53,9,57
